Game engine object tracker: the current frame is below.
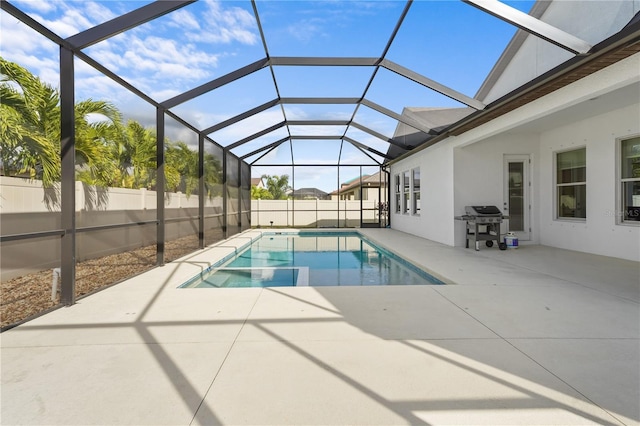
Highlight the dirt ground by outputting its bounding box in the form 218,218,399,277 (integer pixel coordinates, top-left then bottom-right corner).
1,235,203,329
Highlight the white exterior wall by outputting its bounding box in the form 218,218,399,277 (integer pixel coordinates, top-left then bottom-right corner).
390,52,640,261
390,143,455,245
538,103,640,260
453,134,541,246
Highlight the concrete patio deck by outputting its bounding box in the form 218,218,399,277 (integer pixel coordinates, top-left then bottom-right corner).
1,228,638,425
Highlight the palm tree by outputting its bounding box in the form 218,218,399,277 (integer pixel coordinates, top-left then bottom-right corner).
251,185,272,199
106,120,157,189
1,58,225,207
263,174,291,200
1,58,60,186
165,141,197,194
203,151,222,199
0,57,120,191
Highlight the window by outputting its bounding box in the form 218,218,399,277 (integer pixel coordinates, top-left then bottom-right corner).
620,136,640,222
394,174,401,213
412,168,420,215
403,171,410,214
556,148,586,219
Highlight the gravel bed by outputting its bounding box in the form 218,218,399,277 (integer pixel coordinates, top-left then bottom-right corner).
1,235,202,329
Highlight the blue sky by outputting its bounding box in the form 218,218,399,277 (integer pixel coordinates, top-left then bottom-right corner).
1,0,535,192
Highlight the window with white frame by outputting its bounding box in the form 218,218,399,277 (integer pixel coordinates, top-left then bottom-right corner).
412,168,420,215
394,174,401,213
620,136,640,223
403,171,410,214
556,148,586,219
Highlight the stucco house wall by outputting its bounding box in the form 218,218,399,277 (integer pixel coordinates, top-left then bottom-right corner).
453,133,541,247
390,49,640,261
390,142,455,245
537,102,640,260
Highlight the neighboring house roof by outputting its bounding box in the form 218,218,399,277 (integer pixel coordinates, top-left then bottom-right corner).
330,171,385,195
340,176,361,187
291,187,329,199
250,178,264,188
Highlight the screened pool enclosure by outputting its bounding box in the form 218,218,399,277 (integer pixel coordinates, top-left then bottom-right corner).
0,0,606,327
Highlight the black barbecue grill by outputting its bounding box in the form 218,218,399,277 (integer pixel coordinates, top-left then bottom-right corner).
455,206,509,250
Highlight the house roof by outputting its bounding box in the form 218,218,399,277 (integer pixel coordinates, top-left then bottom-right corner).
291,188,329,198
330,171,385,195
389,107,474,159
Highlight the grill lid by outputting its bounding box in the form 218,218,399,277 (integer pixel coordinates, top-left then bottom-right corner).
466,205,502,216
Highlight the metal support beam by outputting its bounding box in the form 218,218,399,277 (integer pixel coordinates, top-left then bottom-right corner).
253,163,376,167
225,121,286,150
350,122,411,149
241,136,290,160
237,156,242,231
381,59,486,110
337,135,382,166
463,0,592,55
270,57,379,66
344,137,391,160
59,47,76,306
222,150,228,239
340,0,414,146
249,141,288,165
156,108,165,265
280,97,360,104
1,1,66,46
287,120,350,126
203,99,279,135
66,1,195,49
289,135,344,140
162,57,270,108
198,133,205,249
251,0,292,149
359,166,363,227
360,99,434,135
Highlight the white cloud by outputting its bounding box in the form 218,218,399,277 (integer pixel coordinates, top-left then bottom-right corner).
83,1,117,25
82,32,221,100
86,40,129,72
210,109,286,144
2,1,259,128
169,9,200,31
0,15,59,83
12,0,57,14
152,88,183,102
3,1,258,105
188,0,258,45
286,18,328,43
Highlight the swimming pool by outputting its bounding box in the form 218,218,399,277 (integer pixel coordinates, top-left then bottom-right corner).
180,232,443,288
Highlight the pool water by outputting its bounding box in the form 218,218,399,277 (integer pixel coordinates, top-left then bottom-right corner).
181,232,443,288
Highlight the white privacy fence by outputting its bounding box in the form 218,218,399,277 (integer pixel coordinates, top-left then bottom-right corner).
1,177,382,224
0,177,384,280
0,176,203,213
251,199,383,228
0,177,223,280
